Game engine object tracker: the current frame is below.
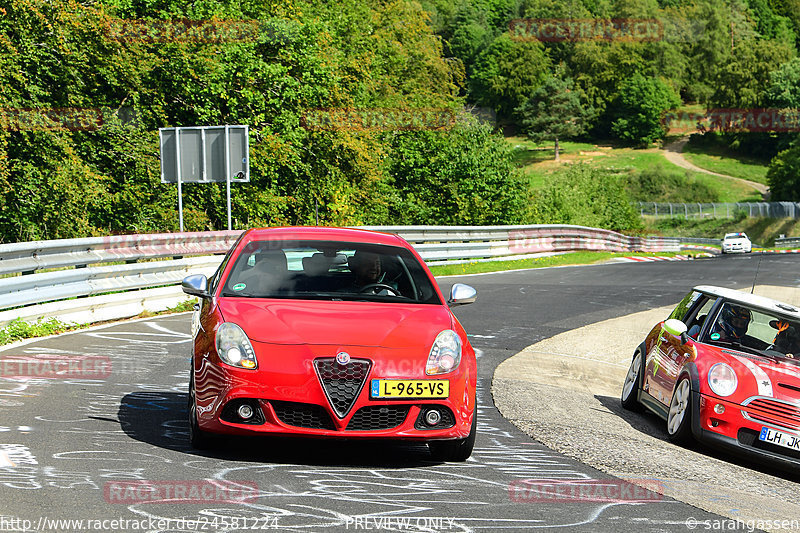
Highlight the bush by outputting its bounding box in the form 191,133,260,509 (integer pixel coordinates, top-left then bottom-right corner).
609,74,681,146
625,165,718,203
532,164,642,231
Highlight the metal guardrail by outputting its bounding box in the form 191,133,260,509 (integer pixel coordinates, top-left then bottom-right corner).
774,236,800,248
0,225,682,327
637,202,800,219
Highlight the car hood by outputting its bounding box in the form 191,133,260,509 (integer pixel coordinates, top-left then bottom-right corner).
217,299,454,348
719,350,800,401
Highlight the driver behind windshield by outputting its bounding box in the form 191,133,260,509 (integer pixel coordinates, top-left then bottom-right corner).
713,304,752,342
346,250,398,295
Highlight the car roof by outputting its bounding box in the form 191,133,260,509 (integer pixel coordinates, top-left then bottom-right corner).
694,285,800,318
238,226,406,247
723,232,746,238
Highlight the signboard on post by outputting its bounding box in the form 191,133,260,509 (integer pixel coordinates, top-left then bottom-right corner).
159,125,250,231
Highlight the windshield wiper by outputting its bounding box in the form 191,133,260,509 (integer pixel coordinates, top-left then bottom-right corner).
711,339,781,362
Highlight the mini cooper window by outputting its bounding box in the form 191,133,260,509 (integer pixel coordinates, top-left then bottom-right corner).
668,291,703,322
705,301,800,361
220,240,440,304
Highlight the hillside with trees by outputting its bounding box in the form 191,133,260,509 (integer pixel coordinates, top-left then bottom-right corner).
0,0,798,241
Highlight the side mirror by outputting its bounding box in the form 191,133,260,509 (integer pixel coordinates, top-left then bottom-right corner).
448,283,477,307
663,318,689,344
182,274,210,298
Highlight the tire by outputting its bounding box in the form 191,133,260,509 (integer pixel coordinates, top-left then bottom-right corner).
666,377,694,445
429,407,477,462
621,351,643,411
188,375,213,450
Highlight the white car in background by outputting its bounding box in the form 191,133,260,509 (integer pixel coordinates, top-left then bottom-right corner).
721,232,752,254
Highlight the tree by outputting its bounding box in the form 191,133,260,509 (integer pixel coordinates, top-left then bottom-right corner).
469,33,551,122
516,73,594,160
767,144,800,201
609,73,680,146
765,57,800,108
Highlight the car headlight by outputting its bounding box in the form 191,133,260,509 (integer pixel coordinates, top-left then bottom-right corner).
708,363,737,396
426,330,462,375
215,322,258,369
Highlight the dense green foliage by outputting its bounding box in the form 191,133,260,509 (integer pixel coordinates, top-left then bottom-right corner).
767,144,800,200
4,0,800,242
624,165,718,203
532,165,642,231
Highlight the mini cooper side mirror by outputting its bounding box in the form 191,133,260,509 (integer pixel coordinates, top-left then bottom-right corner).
448,283,477,307
663,318,689,344
182,274,210,298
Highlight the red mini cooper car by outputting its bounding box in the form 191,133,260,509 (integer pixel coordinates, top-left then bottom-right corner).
622,285,800,469
181,227,478,461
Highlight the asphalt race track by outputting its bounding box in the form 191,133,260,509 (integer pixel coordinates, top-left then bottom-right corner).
1,253,798,532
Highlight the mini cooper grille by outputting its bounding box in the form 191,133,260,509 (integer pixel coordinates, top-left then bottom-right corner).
314,358,371,418
271,400,335,430
346,406,410,431
744,398,800,428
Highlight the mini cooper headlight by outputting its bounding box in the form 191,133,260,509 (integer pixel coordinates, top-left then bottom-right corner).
426,330,462,375
216,322,258,369
708,363,737,397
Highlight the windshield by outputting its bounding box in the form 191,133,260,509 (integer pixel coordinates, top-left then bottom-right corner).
704,301,800,362
219,240,440,304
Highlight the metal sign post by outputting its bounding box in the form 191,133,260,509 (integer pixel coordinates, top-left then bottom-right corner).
159,125,249,232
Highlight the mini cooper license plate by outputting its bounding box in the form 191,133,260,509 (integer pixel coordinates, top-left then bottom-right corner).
370,379,449,399
759,427,800,451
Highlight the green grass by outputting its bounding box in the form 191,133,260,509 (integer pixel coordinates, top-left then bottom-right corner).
681,143,769,184
429,250,689,276
507,134,767,203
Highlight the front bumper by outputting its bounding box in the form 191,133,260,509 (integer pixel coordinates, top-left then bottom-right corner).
193,344,476,441
692,393,800,470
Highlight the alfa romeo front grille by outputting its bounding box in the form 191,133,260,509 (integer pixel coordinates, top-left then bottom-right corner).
270,400,335,430
314,358,371,418
346,405,409,431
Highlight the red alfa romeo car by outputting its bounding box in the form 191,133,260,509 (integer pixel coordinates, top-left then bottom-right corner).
181,227,478,461
622,285,800,469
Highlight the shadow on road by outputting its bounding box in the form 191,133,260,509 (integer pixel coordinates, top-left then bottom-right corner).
118,391,436,467
595,394,797,481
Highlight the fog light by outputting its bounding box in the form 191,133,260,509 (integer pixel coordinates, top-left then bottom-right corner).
238,404,254,420
714,403,725,414
424,409,442,426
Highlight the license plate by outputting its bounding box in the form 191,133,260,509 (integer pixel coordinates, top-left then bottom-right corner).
370,379,449,399
758,427,800,451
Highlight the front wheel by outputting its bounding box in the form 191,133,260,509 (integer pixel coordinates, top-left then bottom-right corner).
621,351,642,411
667,377,694,445
188,375,213,450
429,408,477,462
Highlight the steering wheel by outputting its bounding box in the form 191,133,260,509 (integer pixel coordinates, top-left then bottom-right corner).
359,283,401,296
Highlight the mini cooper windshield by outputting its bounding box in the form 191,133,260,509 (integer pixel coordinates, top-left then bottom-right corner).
220,240,440,304
704,301,800,362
